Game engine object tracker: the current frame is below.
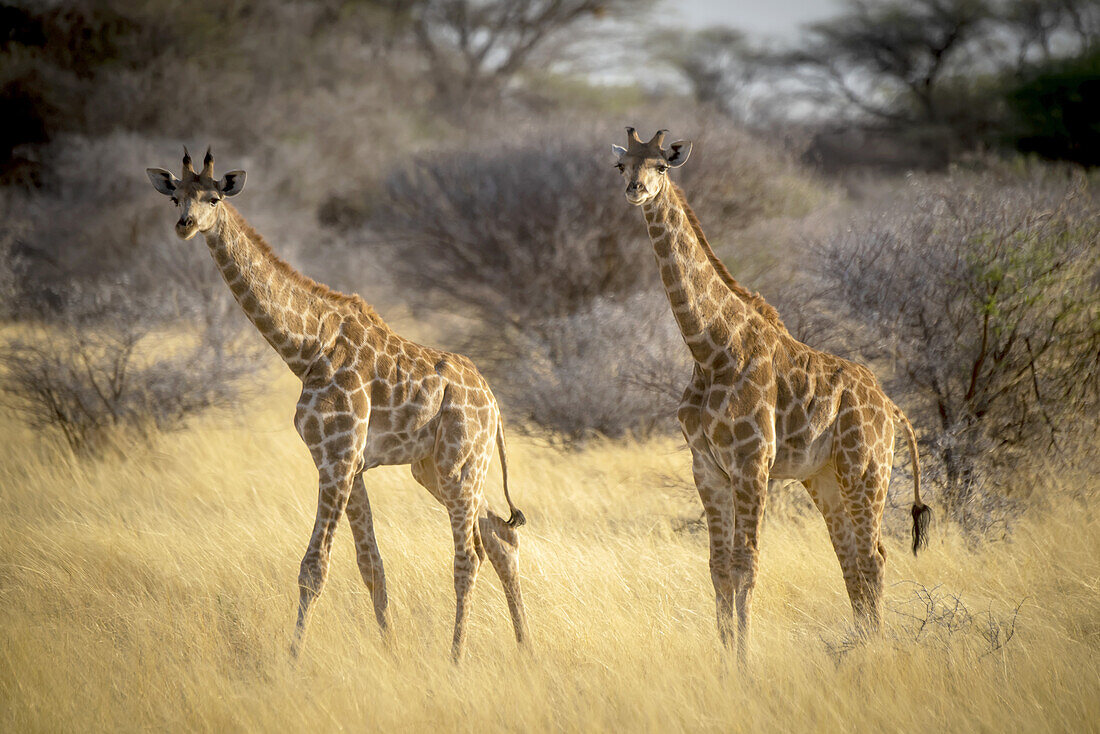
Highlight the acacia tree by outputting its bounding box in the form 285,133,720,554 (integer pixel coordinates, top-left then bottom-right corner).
1000,0,1100,65
406,0,643,104
783,0,993,125
775,0,1100,163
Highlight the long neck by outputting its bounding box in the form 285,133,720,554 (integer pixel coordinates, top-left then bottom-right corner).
642,180,753,364
204,204,345,378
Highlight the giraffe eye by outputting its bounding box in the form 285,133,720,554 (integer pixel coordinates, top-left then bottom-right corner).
210,198,220,206
656,166,668,174
615,163,624,172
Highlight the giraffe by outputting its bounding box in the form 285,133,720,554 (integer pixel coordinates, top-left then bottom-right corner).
611,128,932,663
146,148,528,660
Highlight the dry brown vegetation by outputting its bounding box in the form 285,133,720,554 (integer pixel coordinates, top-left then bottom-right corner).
1,370,1098,732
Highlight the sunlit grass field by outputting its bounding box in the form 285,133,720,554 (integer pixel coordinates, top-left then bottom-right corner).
1,370,1097,732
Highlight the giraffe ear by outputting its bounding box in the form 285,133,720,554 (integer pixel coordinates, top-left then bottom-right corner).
146,168,179,196
611,144,627,160
667,140,692,168
218,170,246,197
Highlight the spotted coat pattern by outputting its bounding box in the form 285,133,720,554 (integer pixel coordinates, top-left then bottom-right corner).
614,129,927,663
147,151,527,661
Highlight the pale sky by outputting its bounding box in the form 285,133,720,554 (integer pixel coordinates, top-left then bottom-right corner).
670,0,841,40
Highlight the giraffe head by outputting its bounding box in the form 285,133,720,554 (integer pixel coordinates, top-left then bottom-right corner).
611,127,692,206
146,147,246,240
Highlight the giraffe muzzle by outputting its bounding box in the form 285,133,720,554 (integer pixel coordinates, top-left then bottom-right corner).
175,216,198,239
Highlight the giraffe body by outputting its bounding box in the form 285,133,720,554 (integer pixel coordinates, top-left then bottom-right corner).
614,129,930,662
147,149,527,660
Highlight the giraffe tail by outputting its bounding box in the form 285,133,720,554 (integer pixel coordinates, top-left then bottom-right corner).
495,418,526,528
895,405,931,555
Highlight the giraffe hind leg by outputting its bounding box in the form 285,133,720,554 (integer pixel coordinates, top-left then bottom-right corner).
446,483,482,661
413,454,486,661
835,464,890,633
416,454,528,649
805,468,864,623
479,509,529,646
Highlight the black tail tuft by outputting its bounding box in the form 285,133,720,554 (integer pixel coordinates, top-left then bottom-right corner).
506,509,527,529
911,503,933,556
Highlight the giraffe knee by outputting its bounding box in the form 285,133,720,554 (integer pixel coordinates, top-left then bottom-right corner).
867,545,885,576
298,555,327,596
709,549,734,593
709,564,732,590
730,548,759,591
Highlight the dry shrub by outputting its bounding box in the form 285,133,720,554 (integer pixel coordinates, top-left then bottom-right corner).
370,122,816,324
495,293,689,439
0,134,268,454
0,284,261,455
811,161,1100,521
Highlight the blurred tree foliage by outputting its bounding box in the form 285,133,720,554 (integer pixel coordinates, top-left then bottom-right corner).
406,0,649,106
1005,49,1100,166
654,26,767,123
1,2,144,181
0,0,652,182
785,0,991,126
772,0,1100,167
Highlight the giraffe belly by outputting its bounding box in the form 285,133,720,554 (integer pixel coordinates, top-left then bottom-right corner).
770,433,833,480
362,409,437,466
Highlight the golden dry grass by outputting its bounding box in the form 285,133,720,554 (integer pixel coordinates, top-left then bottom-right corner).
1,370,1097,732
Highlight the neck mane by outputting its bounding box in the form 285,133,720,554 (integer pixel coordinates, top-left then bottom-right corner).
205,203,385,377
667,182,787,333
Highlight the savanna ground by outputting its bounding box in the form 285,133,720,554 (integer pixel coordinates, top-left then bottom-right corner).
2,367,1098,732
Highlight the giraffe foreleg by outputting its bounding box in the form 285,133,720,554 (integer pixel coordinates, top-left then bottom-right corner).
346,472,390,635
686,443,736,650
291,455,358,658
729,460,768,666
